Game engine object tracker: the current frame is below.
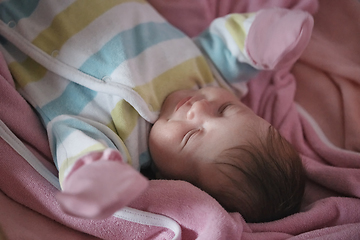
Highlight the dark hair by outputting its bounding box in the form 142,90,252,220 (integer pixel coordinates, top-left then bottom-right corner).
211,126,306,223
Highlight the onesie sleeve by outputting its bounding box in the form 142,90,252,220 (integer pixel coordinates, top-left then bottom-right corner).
47,115,130,187
194,12,259,85
194,8,314,85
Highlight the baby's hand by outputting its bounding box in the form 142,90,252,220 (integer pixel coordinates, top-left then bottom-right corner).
56,149,149,219
246,8,314,70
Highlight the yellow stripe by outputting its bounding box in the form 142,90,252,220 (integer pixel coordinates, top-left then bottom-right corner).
109,100,136,166
11,0,146,88
225,13,254,51
33,0,146,55
107,121,117,134
9,59,47,88
58,143,107,186
134,56,214,112
110,99,139,142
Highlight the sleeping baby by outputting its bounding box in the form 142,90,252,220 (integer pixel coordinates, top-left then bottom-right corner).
0,0,313,223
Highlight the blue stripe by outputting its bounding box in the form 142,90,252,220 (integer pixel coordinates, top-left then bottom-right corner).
38,82,97,125
49,118,117,168
196,30,258,83
0,35,27,62
79,22,185,80
0,0,39,23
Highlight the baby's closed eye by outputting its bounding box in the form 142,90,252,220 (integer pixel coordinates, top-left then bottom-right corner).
181,128,201,149
218,102,238,116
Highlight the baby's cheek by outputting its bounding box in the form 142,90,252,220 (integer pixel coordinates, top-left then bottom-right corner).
149,125,173,159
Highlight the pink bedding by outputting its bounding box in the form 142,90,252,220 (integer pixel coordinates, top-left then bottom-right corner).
1,0,360,239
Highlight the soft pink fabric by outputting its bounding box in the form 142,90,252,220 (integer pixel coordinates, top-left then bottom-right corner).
148,0,318,37
293,0,360,153
57,149,149,219
242,0,360,238
2,0,360,239
246,8,314,70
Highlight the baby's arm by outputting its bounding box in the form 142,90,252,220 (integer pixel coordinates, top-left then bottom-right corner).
49,115,148,219
195,8,314,83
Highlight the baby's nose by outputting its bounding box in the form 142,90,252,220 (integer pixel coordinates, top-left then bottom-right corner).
186,99,211,120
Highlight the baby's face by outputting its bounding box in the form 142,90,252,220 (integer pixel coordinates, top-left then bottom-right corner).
149,87,270,185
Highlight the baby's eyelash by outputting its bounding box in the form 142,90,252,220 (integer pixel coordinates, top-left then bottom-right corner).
182,128,200,149
219,102,233,114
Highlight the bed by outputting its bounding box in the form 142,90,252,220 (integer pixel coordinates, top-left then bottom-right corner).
0,0,360,239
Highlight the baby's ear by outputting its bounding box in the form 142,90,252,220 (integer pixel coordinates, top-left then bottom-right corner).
246,8,314,70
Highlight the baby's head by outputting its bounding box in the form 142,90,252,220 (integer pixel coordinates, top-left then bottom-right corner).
149,87,305,223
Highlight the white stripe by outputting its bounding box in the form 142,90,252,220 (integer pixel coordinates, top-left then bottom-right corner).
20,72,69,108
110,37,203,87
54,130,102,166
57,2,165,69
114,207,182,240
0,119,61,189
79,91,115,124
242,14,256,35
296,104,360,156
209,17,252,64
16,0,76,41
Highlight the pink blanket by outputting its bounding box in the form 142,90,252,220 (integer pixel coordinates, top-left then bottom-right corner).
1,0,360,239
